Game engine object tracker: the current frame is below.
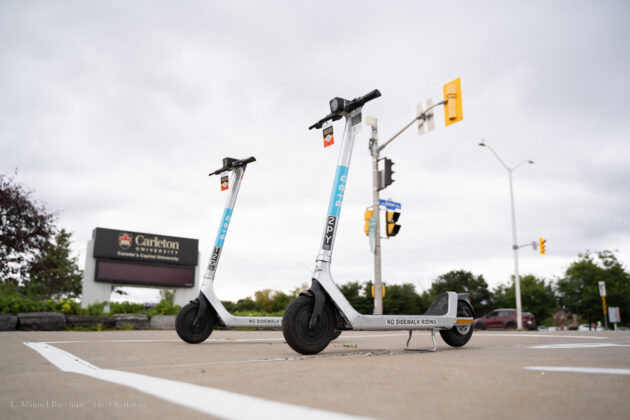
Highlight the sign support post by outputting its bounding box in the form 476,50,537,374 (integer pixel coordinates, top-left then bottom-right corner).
598,281,609,330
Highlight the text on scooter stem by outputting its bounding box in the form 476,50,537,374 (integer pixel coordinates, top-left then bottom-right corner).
215,208,233,247
322,216,337,250
208,246,222,272
326,165,348,218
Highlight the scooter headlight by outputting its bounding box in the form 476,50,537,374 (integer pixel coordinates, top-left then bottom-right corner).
329,97,347,114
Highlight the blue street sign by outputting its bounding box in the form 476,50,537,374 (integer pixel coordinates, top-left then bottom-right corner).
379,199,401,210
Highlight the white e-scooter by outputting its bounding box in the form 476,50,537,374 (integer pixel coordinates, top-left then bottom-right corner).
282,89,474,355
176,157,284,343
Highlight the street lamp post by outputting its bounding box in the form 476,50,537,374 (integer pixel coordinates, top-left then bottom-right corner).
479,140,534,330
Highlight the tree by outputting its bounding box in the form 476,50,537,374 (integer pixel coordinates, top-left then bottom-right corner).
556,251,630,327
234,297,259,312
339,281,427,315
382,283,426,315
253,289,291,313
24,229,83,299
268,291,290,313
0,172,55,284
492,274,556,322
423,270,492,316
339,281,373,314
253,289,273,312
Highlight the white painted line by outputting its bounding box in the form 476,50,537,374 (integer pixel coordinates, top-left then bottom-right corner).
530,343,630,349
475,333,608,340
44,339,182,344
43,334,409,345
525,366,630,376
24,342,372,420
44,338,285,344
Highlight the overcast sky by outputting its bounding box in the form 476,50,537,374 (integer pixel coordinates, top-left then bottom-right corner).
2,0,629,303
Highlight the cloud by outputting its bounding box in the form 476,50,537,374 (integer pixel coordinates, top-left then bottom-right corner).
1,0,629,302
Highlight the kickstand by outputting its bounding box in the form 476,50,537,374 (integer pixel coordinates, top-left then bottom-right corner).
404,329,437,352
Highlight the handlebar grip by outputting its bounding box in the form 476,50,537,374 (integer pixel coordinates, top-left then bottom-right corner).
237,156,256,165
345,89,381,112
362,89,381,103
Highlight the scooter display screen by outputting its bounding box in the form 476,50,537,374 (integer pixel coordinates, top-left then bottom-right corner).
95,260,195,287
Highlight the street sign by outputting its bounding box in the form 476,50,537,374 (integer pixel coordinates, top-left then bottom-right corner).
609,307,621,324
598,281,606,297
379,199,401,210
417,98,435,136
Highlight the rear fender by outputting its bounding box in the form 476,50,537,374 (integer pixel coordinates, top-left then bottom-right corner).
457,293,475,318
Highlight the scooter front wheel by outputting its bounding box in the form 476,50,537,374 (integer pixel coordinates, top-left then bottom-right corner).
282,296,334,355
176,302,216,344
439,300,474,347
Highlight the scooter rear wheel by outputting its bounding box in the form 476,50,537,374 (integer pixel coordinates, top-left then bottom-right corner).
176,302,216,344
439,300,474,347
282,296,334,355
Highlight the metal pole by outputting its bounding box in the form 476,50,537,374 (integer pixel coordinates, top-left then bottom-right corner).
508,169,523,330
602,296,609,330
480,141,533,331
369,123,383,315
365,101,447,314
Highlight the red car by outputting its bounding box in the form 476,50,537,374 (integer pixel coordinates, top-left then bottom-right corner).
474,308,537,330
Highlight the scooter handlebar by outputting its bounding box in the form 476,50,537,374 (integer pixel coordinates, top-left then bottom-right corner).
209,156,256,176
308,89,381,130
344,89,381,113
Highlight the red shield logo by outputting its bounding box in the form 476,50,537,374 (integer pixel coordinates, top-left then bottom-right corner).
118,233,132,249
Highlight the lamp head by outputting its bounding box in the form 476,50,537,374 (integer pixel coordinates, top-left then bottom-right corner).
478,139,486,147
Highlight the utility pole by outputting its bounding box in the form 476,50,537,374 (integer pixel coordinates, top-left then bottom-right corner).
364,78,463,315
367,118,383,314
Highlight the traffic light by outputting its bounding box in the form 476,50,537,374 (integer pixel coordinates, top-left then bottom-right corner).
539,237,546,255
443,78,463,126
379,158,395,190
364,209,374,236
386,211,401,237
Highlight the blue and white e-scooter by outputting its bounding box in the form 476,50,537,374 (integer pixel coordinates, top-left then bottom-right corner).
282,89,475,355
176,157,283,343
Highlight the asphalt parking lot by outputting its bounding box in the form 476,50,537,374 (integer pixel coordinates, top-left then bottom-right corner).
1,329,629,419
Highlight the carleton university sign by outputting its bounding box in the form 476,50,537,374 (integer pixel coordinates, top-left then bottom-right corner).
92,227,198,288
93,228,198,266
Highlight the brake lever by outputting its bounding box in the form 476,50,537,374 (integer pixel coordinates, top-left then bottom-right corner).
309,113,342,130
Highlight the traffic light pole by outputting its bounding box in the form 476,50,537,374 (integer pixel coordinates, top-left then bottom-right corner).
366,101,447,315
369,124,384,315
